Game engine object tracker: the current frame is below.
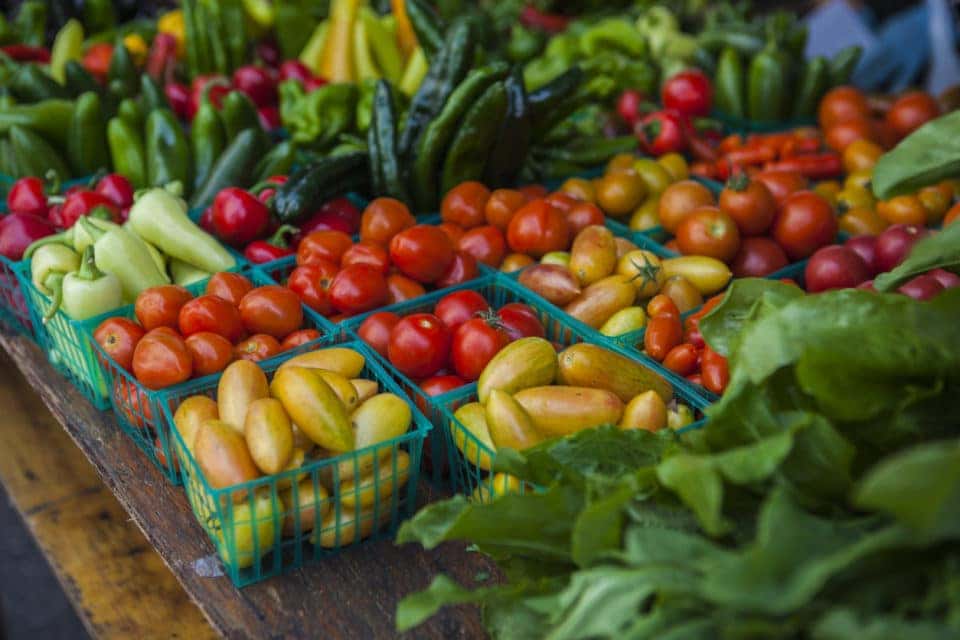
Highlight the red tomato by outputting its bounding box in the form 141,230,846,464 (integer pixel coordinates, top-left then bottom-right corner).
434,290,490,330
389,225,455,283
286,260,338,315
420,375,465,397
357,311,401,358
178,295,245,341
518,184,548,200
701,346,729,394
898,274,945,300
544,192,577,214
297,230,353,266
844,235,879,275
485,189,528,230
436,222,466,247
387,313,452,379
874,224,929,272
113,377,154,430
644,315,682,361
885,91,940,140
730,237,789,277
804,245,871,292
754,170,808,205
441,181,490,229
661,69,713,118
719,175,777,236
234,334,283,362
506,199,570,257
565,201,606,237
818,86,870,129
451,317,510,381
386,274,427,304
825,119,875,152
929,268,960,289
280,328,322,350
132,328,193,389
93,317,145,371
647,294,680,319
238,286,304,338
205,272,253,307
360,198,416,246
497,303,545,340
662,343,699,377
435,251,479,288
184,331,233,377
329,264,389,315
458,225,506,268
772,191,838,261
676,208,741,263
340,242,389,274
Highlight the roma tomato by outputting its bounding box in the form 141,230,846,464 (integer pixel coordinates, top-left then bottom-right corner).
458,225,506,268
497,303,545,340
644,314,682,361
434,290,490,330
435,251,479,288
234,334,283,362
420,375,465,397
340,242,389,274
296,230,353,266
280,328,322,350
441,181,490,229
506,199,570,257
451,317,510,381
389,225,455,283
772,191,838,260
386,274,427,304
387,313,452,379
565,201,606,237
701,346,729,394
132,328,193,389
876,195,928,226
663,343,699,377
719,175,777,236
286,260,338,315
329,264,389,315
676,208,741,263
238,285,304,338
730,237,789,277
658,180,716,233
357,311,401,358
886,91,939,140
178,295,245,342
134,285,193,332
647,293,680,319
754,170,808,205
360,197,415,246
485,188,528,230
804,246,871,292
184,331,233,376
205,272,253,307
93,317,145,371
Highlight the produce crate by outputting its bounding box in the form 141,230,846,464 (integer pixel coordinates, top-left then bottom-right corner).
713,111,816,135
0,256,32,337
85,268,335,484
163,341,431,587
437,347,711,501
340,273,602,488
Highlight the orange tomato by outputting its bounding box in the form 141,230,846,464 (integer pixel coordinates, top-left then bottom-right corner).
943,202,960,226
918,183,952,224
484,188,528,230
441,181,490,229
360,198,416,246
658,180,715,233
499,253,535,272
842,139,884,174
132,328,193,389
825,119,876,152
676,208,741,263
876,195,928,225
818,86,870,129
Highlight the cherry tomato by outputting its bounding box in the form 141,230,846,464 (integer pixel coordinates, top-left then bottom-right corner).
497,303,545,340
661,69,712,118
434,290,490,330
719,175,777,236
435,251,479,288
297,230,353,266
565,201,606,237
663,343,699,377
898,274,945,300
876,195,928,226
178,295,245,342
340,241,390,274
730,237,789,277
617,89,644,125
676,208,741,263
360,198,416,246
286,260,338,315
132,328,193,389
205,272,253,306
389,225,455,283
885,91,940,140
442,181,490,229
134,285,193,331
357,311,401,358
387,313,452,379
818,86,870,129
754,170,808,205
485,189,528,230
329,264,389,315
701,346,729,394
451,317,510,381
839,208,889,236
644,314,683,361
506,199,570,257
647,294,680,319
386,274,427,304
93,317,145,371
458,225,506,268
929,268,960,289
420,375,465,398
658,180,716,234
844,235,879,274
280,328,322,350
238,285,304,338
804,245,871,292
184,331,233,377
234,334,283,362
772,191,838,261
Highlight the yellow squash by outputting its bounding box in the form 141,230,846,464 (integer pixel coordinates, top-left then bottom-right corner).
217,360,269,434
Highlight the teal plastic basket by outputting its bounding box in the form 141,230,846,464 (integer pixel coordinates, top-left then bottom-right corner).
84,269,336,484
341,273,604,488
0,256,32,337
713,111,817,135
163,341,431,587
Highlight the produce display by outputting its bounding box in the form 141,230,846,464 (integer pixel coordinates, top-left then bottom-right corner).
1,1,960,636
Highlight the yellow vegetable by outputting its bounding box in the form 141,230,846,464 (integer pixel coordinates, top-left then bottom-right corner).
661,256,732,295
298,21,329,75
600,306,647,337
513,386,624,437
477,337,558,404
123,33,148,65
158,10,186,57
320,0,361,83
399,47,428,95
243,398,294,475
485,390,542,451
218,360,269,434
271,366,354,453
278,347,365,378
216,491,281,569
619,391,668,431
339,450,410,508
452,402,495,470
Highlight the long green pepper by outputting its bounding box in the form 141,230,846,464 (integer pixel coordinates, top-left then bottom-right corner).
10,125,71,181
748,47,787,122
145,109,192,190
440,80,508,194
484,67,531,189
714,47,745,118
792,56,830,120
368,80,408,202
67,91,110,176
190,89,226,191
220,90,260,142
107,117,146,188
108,42,138,98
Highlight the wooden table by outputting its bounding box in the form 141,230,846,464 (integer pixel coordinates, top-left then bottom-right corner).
0,330,496,639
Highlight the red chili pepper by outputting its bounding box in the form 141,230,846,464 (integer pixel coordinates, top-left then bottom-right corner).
0,213,56,260
279,60,313,83
95,174,134,209
294,197,361,243
687,135,719,163
258,105,281,130
164,82,191,120
635,110,687,156
723,145,778,167
188,75,230,120
233,65,278,107
616,90,644,126
60,190,120,229
689,162,718,180
520,5,570,33
7,177,49,217
243,225,298,263
146,33,178,84
779,137,821,159
719,134,744,153
82,42,113,81
701,346,730,394
0,44,50,62
47,204,64,228
762,153,843,180
211,187,271,246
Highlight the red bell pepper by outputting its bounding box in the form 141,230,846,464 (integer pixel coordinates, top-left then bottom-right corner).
256,41,282,68
661,69,713,118
211,187,271,246
0,44,50,63
0,213,56,260
258,105,281,130
7,177,49,217
188,75,230,120
232,65,278,107
295,197,361,243
94,174,134,210
82,43,113,81
59,190,121,229
243,225,298,263
279,60,313,83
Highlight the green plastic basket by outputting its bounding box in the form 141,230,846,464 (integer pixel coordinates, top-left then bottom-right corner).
437,343,711,501
84,269,336,484
713,111,817,135
341,273,603,489
0,256,32,337
162,341,431,587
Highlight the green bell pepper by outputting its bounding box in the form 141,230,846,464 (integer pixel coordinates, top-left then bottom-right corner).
279,80,358,149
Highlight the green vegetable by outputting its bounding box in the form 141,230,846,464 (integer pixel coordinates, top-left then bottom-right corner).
527,66,583,125
874,223,960,291
792,56,830,120
181,0,203,78
50,19,84,85
67,91,109,176
25,211,118,259
64,60,101,98
483,67,531,189
14,2,47,48
9,125,70,182
58,246,123,320
82,0,116,35
253,139,297,183
271,151,368,224
714,47,745,118
81,218,170,302
275,0,321,60
440,80,507,194
0,100,74,148
145,109,192,190
9,64,70,102
139,75,167,113
580,18,646,58
117,98,143,131
748,47,786,122
190,88,226,192
190,128,264,209
31,243,80,295
279,80,359,149
108,42,138,98
367,80,408,202
220,90,260,143
107,117,146,189
128,188,236,274
406,0,444,61
829,45,863,86
169,258,211,287
872,111,960,199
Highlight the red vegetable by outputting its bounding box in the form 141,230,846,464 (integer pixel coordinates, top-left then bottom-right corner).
0,45,50,63
243,225,297,263
805,245,871,292
232,65,278,107
95,174,134,210
82,42,113,80
279,60,313,83
762,153,843,180
519,6,570,33
296,197,362,240
188,75,230,120
616,90,644,126
874,224,929,273
211,187,270,246
661,69,713,118
898,274,944,301
146,33,178,83
387,313,452,379
60,190,120,228
257,105,281,130
7,177,48,217
164,82,191,120
635,110,686,156
0,213,56,260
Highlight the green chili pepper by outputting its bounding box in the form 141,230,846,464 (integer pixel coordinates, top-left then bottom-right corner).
9,64,70,102
82,0,116,35
406,0,444,61
9,125,71,181
107,117,146,189
67,92,109,176
202,0,229,74
117,98,143,130
275,0,320,60
748,47,787,123
64,60,101,98
220,90,260,143
24,211,117,258
792,56,830,120
367,80,408,202
829,45,863,86
253,140,296,183
272,151,369,224
0,101,74,149
145,109,192,190
484,67,531,189
527,66,583,125
581,19,647,57
181,0,202,77
221,0,248,73
140,75,167,112
58,246,123,320
190,89,226,192
108,41,138,98
49,18,84,85
714,47,745,118
82,218,171,301
14,2,47,48
190,128,264,209
440,80,508,194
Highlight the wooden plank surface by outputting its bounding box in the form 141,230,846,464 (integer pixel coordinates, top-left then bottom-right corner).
0,331,495,639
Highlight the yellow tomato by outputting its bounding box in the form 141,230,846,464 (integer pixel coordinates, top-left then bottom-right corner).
836,185,875,212
813,180,841,207
632,158,674,195
839,208,888,236
842,139,884,174
843,169,874,192
657,153,689,182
